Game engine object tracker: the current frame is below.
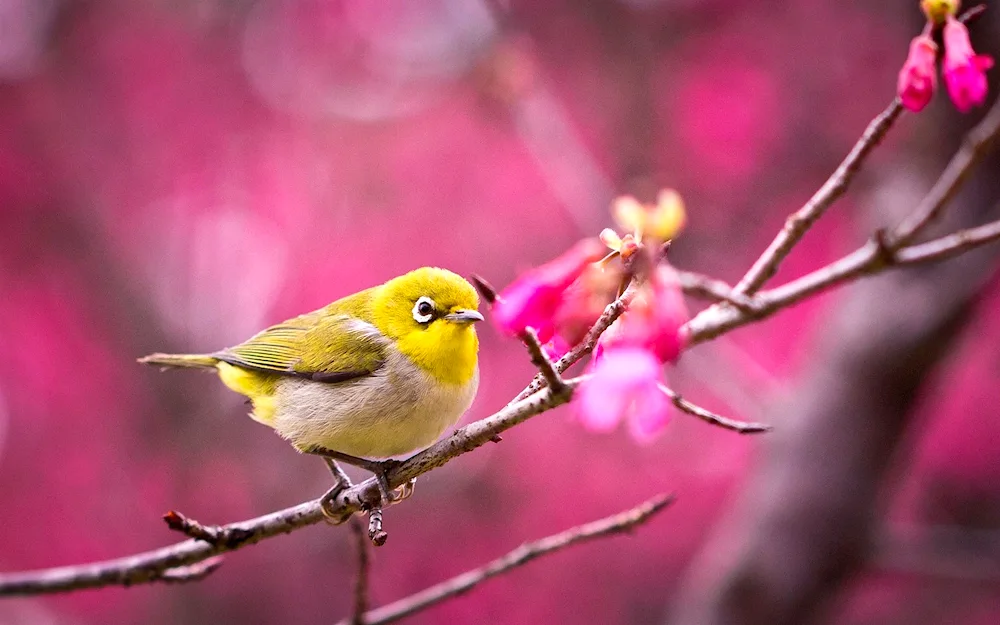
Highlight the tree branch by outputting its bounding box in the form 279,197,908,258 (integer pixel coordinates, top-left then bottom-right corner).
342,494,675,625
658,384,772,434
674,270,758,312
734,100,904,295
688,93,1000,345
891,93,1000,244
0,376,582,597
513,281,638,403
520,327,568,395
349,518,371,625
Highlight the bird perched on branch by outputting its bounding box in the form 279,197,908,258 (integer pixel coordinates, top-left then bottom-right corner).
140,267,483,505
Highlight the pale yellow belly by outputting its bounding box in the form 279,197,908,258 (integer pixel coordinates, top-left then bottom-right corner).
271,350,479,459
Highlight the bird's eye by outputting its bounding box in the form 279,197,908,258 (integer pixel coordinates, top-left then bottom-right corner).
412,296,436,323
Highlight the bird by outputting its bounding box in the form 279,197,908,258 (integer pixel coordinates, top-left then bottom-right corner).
140,267,483,504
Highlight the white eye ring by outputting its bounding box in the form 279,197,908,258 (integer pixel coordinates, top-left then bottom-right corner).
412,296,436,323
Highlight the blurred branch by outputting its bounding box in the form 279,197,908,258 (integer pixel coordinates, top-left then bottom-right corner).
891,92,1000,244
688,91,1000,345
733,100,904,295
675,270,757,311
877,524,1000,583
343,494,674,625
349,519,371,625
658,385,771,434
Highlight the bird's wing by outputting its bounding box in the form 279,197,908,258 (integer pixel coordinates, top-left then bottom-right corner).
215,304,387,383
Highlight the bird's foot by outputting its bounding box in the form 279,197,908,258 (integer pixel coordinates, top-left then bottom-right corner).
319,458,353,524
305,447,410,508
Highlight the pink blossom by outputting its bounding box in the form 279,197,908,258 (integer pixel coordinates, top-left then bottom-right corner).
575,347,671,442
897,35,939,112
942,17,993,113
601,267,688,363
492,238,605,341
542,335,571,361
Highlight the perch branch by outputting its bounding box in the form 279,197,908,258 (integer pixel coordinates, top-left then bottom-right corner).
0,378,582,596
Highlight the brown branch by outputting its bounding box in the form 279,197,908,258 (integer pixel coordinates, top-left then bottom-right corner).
162,510,252,547
674,270,758,311
513,281,638,403
891,101,1000,245
734,100,904,295
349,519,371,625
520,327,568,395
658,384,772,434
343,494,675,625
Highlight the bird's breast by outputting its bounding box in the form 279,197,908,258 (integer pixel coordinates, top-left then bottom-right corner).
272,347,478,459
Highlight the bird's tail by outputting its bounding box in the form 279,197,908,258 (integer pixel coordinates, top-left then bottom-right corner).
138,352,219,369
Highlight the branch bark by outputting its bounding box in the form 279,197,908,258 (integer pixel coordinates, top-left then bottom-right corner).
345,494,674,625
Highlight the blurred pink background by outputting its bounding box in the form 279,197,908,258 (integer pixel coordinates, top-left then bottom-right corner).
1,1,999,624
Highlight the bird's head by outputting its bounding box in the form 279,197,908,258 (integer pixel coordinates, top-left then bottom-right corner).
371,267,482,384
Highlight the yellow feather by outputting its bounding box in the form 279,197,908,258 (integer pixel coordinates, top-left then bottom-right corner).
216,362,278,424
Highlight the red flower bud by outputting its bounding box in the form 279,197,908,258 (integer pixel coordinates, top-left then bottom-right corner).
897,35,939,112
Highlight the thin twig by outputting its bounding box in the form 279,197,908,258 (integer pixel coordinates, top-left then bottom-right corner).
674,270,758,311
343,494,675,625
734,100,904,295
520,327,567,394
891,98,1000,245
513,282,638,403
894,215,1000,264
162,510,252,548
658,384,771,434
350,519,371,625
688,94,1000,345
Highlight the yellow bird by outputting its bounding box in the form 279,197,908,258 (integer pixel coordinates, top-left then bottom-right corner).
140,267,483,502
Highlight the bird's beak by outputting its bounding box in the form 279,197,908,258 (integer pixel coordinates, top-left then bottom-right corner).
445,309,484,324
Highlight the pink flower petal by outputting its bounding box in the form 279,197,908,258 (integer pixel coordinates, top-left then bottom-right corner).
492,238,605,339
627,382,672,443
942,18,993,113
575,347,663,435
897,35,938,113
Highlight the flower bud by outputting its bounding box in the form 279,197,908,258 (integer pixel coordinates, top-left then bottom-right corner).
920,0,960,26
492,238,605,341
897,35,939,112
942,17,993,112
